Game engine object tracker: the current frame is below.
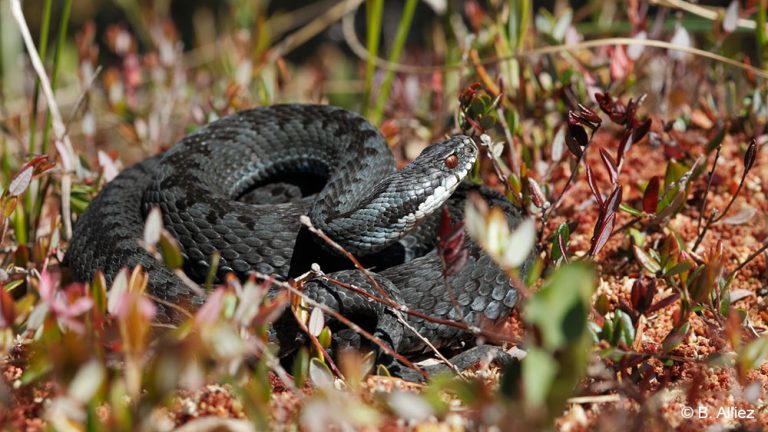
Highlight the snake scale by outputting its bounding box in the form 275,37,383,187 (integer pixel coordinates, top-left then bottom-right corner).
67,104,529,371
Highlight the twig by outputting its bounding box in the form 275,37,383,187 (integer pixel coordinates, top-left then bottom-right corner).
478,135,516,197
692,146,721,250
650,0,758,30
10,0,78,239
64,65,103,131
268,0,364,62
693,149,750,251
145,294,195,320
291,307,345,380
469,49,500,96
300,216,463,376
538,128,594,243
255,271,429,380
341,10,768,80
567,394,622,404
318,274,519,343
610,215,642,238
726,241,768,280
251,336,302,396
300,215,394,303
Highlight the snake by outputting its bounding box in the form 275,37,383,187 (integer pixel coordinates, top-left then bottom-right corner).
66,104,529,370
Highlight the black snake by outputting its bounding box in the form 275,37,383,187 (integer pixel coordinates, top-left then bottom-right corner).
67,104,529,369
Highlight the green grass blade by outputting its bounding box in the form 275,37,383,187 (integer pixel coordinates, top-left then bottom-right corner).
40,0,71,156
363,0,383,114
758,0,767,69
27,0,53,157
371,0,417,125
29,0,71,242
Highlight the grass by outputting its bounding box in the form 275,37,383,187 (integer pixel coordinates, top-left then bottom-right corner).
1,0,768,430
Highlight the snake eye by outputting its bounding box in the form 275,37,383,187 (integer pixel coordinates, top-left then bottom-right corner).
445,154,459,169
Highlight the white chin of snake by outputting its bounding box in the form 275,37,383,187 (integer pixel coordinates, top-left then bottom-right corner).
397,159,474,229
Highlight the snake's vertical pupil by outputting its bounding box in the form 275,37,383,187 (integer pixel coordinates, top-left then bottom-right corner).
445,154,459,169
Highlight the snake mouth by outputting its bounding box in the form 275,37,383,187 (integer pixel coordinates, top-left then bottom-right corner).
397,136,477,228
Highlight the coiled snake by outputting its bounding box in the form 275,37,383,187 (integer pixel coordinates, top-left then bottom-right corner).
67,104,529,372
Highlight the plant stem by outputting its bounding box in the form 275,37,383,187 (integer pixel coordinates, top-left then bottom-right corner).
40,0,72,156
727,241,768,280
696,146,720,234
363,0,383,114
693,154,749,252
758,0,767,69
371,0,417,125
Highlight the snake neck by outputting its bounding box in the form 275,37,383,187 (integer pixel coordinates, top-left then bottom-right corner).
309,135,477,256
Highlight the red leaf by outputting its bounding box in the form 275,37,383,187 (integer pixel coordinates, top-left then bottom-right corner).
567,121,589,148
616,128,633,165
527,177,547,208
438,208,468,275
744,138,757,173
626,98,639,125
577,104,600,123
565,133,583,158
610,45,631,81
590,212,616,257
585,163,603,206
642,176,660,214
632,118,652,143
8,165,33,197
630,278,656,314
647,292,680,314
595,92,627,125
604,185,623,217
0,288,16,329
599,147,618,184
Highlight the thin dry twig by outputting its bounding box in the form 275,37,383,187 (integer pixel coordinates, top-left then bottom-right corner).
255,271,430,380
291,307,345,379
341,9,768,79
727,241,768,280
650,0,757,30
268,0,364,62
300,216,463,376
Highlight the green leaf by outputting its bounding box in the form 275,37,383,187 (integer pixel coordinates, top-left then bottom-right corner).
633,245,661,275
664,261,692,278
662,160,688,193
619,203,643,217
705,126,726,153
613,310,636,346
308,357,333,389
522,347,557,406
292,348,309,388
662,322,690,352
525,263,595,352
550,222,570,262
738,337,768,375
158,231,183,269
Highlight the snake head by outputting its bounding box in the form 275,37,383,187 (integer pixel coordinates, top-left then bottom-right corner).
387,135,478,228
311,134,479,255
411,135,478,185
400,134,478,200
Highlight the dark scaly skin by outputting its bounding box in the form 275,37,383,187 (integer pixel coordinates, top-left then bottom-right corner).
67,104,529,362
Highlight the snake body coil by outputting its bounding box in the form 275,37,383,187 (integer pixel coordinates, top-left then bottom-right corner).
67,104,528,358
